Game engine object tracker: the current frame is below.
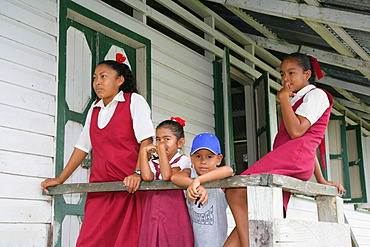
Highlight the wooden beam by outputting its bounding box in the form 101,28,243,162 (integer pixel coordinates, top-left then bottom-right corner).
332,87,362,104
248,34,370,76
183,0,281,67
333,99,370,130
336,98,370,114
303,20,354,57
329,25,370,61
155,0,282,79
226,6,279,40
208,0,370,32
320,76,370,97
267,174,340,197
317,196,345,224
45,174,341,196
303,0,370,71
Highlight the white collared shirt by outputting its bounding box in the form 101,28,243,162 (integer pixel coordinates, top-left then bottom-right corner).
290,84,330,125
75,91,155,153
148,152,191,181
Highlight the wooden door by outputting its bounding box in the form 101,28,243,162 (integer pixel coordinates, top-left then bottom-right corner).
55,21,138,247
253,72,271,160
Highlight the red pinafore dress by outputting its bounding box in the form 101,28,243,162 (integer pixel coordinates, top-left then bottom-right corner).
76,93,143,247
138,155,194,247
241,89,333,215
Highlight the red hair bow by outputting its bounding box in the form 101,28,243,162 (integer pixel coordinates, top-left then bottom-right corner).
116,53,127,64
308,55,324,80
171,117,186,127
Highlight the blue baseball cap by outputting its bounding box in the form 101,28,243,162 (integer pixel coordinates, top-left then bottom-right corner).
190,133,221,155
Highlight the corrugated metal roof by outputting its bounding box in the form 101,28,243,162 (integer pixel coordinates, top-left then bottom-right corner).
201,0,370,138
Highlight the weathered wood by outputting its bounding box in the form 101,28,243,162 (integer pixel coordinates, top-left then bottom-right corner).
45,174,341,197
317,196,344,224
267,174,341,196
274,219,351,247
45,175,270,195
248,186,284,220
0,198,50,223
0,223,50,247
249,220,273,247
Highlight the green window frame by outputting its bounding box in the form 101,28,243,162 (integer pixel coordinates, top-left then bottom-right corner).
329,116,367,203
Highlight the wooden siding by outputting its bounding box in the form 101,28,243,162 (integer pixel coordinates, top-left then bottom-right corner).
0,0,58,246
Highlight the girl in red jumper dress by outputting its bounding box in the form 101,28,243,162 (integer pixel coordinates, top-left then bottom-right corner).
41,54,155,247
138,118,194,247
224,53,345,247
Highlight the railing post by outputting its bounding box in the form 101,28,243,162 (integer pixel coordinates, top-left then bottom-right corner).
248,186,283,247
316,195,344,224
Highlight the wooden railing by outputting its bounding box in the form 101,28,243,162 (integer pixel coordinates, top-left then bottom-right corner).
45,174,340,196
46,174,350,247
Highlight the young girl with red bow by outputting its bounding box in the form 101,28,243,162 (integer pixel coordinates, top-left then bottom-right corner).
138,117,194,247
41,54,155,246
224,53,345,247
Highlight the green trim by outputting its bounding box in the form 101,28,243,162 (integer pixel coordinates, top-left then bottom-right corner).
318,146,328,180
55,1,152,246
213,60,225,162
97,33,137,76
263,72,271,151
347,125,367,203
329,154,343,159
330,115,351,199
146,45,152,106
224,48,235,169
354,205,370,214
253,72,271,157
65,0,152,105
54,1,68,244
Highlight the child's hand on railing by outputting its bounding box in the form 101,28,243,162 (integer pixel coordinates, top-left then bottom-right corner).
123,174,142,193
320,180,346,194
186,178,201,200
41,177,63,194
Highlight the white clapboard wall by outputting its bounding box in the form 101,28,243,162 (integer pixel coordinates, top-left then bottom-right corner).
0,0,58,246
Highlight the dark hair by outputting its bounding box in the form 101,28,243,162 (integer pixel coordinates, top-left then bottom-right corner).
283,53,316,84
98,60,137,93
156,120,185,140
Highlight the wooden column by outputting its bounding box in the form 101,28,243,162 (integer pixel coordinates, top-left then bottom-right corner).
316,195,345,224
248,186,283,247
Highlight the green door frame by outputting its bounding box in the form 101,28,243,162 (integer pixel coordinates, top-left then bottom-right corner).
55,1,151,246
213,48,235,169
347,124,367,203
329,115,351,199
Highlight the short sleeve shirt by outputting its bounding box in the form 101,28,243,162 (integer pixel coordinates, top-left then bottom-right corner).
75,91,155,153
149,152,191,181
291,85,330,126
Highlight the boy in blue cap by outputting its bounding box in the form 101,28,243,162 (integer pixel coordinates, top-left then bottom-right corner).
171,133,234,247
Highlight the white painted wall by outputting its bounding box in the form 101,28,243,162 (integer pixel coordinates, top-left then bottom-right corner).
0,0,58,246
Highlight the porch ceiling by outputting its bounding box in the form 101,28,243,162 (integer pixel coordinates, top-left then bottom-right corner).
200,0,370,135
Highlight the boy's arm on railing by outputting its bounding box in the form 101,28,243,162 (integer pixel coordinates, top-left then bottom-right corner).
170,169,192,187
195,166,234,184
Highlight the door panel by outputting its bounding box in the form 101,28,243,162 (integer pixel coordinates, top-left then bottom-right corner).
253,72,271,160
56,21,138,247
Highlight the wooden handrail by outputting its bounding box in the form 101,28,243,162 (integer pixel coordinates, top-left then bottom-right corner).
45,174,340,197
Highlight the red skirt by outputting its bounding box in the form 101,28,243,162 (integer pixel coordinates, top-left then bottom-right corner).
138,190,193,247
